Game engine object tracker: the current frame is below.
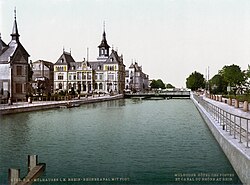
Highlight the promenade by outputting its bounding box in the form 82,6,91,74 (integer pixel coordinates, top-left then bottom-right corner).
0,94,123,115
192,93,250,185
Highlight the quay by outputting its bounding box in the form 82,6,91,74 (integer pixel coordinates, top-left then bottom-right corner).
0,94,123,115
191,93,250,185
124,91,190,99
9,155,45,185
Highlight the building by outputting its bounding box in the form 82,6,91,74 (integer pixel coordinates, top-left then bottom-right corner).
54,51,94,94
125,62,149,92
32,60,54,95
53,28,125,94
0,10,30,103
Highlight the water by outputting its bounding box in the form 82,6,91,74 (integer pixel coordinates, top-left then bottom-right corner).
0,99,242,185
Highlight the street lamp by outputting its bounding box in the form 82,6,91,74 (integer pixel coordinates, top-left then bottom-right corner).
8,63,13,105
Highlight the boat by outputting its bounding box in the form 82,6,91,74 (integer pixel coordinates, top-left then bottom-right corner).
59,102,80,108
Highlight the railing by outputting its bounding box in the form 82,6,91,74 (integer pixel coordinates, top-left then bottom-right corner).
193,94,250,148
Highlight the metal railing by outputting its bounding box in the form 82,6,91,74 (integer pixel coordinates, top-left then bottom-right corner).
193,94,250,148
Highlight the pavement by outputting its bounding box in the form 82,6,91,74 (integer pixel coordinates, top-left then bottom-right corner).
0,94,116,111
203,95,250,119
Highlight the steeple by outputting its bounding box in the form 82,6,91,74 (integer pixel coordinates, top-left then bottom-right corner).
10,8,20,42
98,21,110,58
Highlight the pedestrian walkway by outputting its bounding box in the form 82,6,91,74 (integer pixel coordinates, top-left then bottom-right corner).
203,96,250,119
0,94,123,115
192,93,250,185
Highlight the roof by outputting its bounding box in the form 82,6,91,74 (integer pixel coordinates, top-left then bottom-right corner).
55,51,75,65
98,31,110,48
33,60,54,69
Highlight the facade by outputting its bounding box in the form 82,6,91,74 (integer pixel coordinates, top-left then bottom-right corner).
54,29,125,94
125,62,149,92
0,11,30,102
32,60,54,95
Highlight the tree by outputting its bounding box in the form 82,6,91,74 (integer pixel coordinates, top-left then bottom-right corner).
219,64,245,87
186,71,205,91
150,79,166,89
166,83,175,89
209,74,227,94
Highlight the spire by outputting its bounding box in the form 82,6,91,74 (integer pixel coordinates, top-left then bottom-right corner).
11,7,20,42
98,22,110,58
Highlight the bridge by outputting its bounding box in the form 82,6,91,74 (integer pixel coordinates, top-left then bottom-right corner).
124,91,191,99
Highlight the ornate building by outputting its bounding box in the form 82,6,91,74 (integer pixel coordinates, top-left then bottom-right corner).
0,10,30,103
54,28,125,94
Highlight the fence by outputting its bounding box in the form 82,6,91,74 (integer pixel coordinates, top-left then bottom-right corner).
193,94,250,148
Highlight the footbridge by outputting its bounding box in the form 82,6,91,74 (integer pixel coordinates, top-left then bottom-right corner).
124,91,190,99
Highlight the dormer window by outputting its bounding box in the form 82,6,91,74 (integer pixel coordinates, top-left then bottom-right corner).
61,59,64,63
110,58,113,62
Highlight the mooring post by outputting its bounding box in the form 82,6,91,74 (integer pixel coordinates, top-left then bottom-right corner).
243,101,249,112
234,99,239,108
28,155,38,172
8,168,20,185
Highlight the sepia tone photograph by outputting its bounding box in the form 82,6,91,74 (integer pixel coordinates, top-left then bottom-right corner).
0,0,249,184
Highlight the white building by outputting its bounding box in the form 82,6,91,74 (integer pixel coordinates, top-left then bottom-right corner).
54,28,125,94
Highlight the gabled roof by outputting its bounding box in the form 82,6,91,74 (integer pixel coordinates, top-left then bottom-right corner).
55,51,75,65
0,40,29,64
105,50,123,64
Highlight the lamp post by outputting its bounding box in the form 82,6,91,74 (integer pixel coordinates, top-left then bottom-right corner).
8,63,13,105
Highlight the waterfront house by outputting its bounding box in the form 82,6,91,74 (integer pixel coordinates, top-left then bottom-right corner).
0,10,30,103
125,62,149,92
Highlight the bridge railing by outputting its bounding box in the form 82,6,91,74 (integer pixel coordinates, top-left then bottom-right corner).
193,94,250,148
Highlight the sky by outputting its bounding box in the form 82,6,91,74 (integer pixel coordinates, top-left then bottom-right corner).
1,0,250,87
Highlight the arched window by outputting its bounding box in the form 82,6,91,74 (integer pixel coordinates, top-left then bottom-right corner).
94,83,98,90
99,83,103,90
58,83,62,89
68,83,72,89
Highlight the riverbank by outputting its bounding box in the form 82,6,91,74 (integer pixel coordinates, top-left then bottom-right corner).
0,94,123,115
191,93,250,185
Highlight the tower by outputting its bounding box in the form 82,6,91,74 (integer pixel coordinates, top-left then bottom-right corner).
98,22,110,59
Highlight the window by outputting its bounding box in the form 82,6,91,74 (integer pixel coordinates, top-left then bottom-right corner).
58,75,63,80
82,82,86,91
16,66,22,76
94,83,98,90
99,74,103,80
73,75,76,80
59,83,62,89
82,73,86,80
16,83,22,93
87,72,91,80
99,83,103,90
108,74,114,80
95,74,98,80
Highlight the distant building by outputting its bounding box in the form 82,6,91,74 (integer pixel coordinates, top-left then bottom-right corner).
32,60,54,95
0,10,30,102
53,28,126,94
125,62,149,92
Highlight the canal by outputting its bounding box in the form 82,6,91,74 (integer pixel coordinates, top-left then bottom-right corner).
0,99,242,185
